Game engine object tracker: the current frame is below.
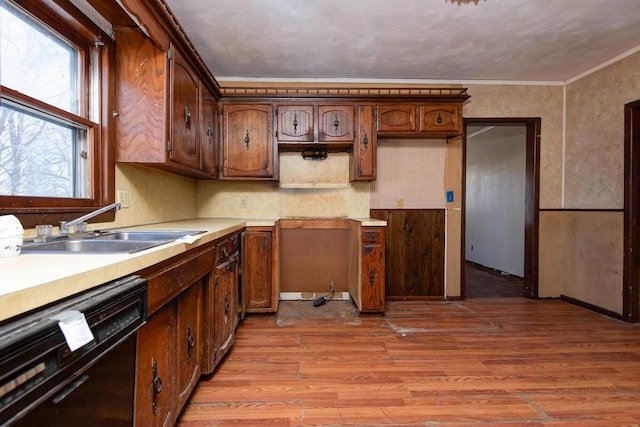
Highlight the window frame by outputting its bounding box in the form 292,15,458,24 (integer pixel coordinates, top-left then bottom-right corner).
0,0,116,228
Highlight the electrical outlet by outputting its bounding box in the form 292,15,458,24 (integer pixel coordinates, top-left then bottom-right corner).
240,196,247,209
117,189,130,208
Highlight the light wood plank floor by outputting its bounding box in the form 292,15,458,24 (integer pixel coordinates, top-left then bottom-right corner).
178,299,640,426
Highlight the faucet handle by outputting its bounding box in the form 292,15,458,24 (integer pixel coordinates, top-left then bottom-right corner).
59,221,69,234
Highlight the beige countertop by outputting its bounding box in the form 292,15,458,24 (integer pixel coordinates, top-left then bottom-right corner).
0,217,384,322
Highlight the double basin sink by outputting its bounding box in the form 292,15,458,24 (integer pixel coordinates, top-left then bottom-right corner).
22,230,206,254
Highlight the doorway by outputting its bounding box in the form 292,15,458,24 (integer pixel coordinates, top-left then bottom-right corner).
623,99,640,322
462,118,540,299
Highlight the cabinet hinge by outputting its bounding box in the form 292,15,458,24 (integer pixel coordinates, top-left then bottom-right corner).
167,139,172,152
167,46,173,60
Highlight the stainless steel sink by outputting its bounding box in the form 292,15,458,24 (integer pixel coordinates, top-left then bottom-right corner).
21,239,166,254
92,230,205,241
22,230,206,254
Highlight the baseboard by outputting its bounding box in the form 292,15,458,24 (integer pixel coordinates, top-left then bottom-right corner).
560,295,623,320
280,292,350,301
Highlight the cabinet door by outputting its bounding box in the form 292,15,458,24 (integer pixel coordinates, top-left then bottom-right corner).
377,105,416,132
176,280,203,410
242,229,277,312
169,47,200,170
214,256,238,362
201,87,219,177
352,105,377,181
135,302,176,427
318,105,355,142
277,105,314,142
419,104,461,134
222,104,274,178
361,228,385,312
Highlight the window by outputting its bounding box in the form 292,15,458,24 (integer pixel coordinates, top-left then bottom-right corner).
0,0,115,228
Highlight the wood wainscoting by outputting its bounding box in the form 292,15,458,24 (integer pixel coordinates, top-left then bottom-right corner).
370,209,445,299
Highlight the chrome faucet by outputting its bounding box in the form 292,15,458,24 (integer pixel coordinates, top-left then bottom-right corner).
60,202,121,233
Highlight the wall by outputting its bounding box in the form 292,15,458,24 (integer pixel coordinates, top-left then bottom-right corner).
466,126,526,277
98,164,198,229
540,51,640,313
198,153,370,218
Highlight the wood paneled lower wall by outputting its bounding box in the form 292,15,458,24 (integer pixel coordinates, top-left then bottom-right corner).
371,209,445,299
178,298,640,425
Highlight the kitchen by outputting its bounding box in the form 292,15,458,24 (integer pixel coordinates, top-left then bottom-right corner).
2,0,640,425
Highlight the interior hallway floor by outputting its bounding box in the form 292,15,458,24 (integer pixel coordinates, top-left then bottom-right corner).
465,261,524,298
178,297,640,426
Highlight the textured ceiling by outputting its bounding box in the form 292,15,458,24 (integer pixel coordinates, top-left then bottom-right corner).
164,0,640,83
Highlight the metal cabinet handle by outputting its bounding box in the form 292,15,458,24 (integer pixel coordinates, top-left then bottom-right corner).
293,112,298,134
207,121,213,144
186,322,195,362
369,269,376,286
436,113,443,124
244,130,250,149
333,113,340,132
185,99,191,127
152,358,163,414
363,132,368,150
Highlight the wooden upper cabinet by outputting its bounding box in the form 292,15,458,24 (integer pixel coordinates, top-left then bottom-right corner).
420,104,461,133
115,32,217,178
377,105,416,132
201,87,219,177
351,104,377,181
276,105,314,142
169,47,200,170
376,103,463,137
222,104,275,179
318,105,355,142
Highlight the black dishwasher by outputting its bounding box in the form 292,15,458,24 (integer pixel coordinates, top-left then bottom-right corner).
0,275,147,426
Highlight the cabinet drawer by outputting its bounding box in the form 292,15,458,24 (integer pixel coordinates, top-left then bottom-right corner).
216,233,240,264
144,247,215,316
363,228,383,244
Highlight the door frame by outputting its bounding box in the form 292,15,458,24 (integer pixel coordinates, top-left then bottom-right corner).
623,99,640,322
461,118,541,299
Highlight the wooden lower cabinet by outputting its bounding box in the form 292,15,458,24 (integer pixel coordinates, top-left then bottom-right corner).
176,279,204,409
214,254,239,364
348,222,385,312
134,301,176,427
134,232,241,425
242,227,278,313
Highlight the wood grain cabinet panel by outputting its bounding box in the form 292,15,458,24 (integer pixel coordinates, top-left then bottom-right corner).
222,104,275,179
351,104,377,181
276,105,314,142
134,302,176,427
318,105,355,142
377,105,416,132
201,87,219,176
420,104,461,133
169,47,200,170
242,227,278,313
176,280,203,411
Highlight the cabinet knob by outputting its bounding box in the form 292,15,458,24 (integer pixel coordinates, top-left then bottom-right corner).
437,113,443,124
